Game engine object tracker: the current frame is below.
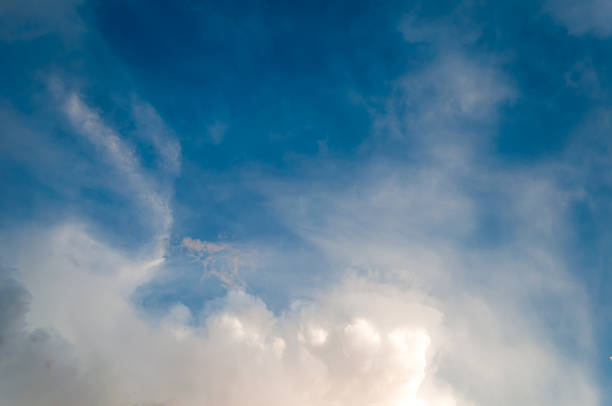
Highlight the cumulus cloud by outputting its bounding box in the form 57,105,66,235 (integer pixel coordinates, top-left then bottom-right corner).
0,220,598,406
0,229,457,406
253,159,597,405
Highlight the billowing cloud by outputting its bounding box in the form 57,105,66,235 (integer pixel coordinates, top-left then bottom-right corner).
0,219,598,406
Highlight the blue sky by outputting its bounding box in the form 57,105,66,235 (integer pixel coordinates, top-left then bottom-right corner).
1,1,612,405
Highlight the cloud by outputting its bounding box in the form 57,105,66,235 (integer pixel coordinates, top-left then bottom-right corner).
182,237,225,254
0,0,84,42
131,100,182,177
55,83,180,257
240,23,597,405
399,8,482,46
207,121,228,145
182,237,253,289
371,49,516,155
0,11,603,406
0,222,598,406
0,229,457,406
4,60,595,405
544,0,612,37
252,157,597,405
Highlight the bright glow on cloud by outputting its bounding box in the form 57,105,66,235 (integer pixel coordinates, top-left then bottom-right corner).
0,224,458,406
0,222,598,406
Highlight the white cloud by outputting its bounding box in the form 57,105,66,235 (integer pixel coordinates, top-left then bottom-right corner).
0,225,463,406
243,27,597,405
0,223,598,406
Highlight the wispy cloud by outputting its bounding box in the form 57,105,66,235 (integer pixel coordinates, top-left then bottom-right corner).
0,0,84,42
56,83,179,261
207,120,228,145
544,0,612,37
182,236,256,290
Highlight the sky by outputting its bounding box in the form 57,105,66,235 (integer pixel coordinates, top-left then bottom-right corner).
1,0,611,405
